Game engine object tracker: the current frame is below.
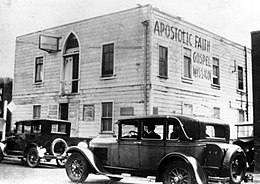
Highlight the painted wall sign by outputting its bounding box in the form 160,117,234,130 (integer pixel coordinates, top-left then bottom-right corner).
193,51,212,80
154,20,211,52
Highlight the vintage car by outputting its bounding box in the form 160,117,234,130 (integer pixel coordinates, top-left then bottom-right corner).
65,115,247,184
0,119,71,168
233,122,254,172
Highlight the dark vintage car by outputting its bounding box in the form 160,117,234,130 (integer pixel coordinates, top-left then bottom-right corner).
233,122,254,172
65,115,248,184
0,119,71,167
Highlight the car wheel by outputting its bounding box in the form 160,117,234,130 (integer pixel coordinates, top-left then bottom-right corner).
26,147,40,168
51,138,68,156
65,152,89,182
56,158,67,168
227,152,246,184
162,161,195,184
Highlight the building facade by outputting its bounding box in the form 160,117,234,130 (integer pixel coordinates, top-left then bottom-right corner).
13,5,252,139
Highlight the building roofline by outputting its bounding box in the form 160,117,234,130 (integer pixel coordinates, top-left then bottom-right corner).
16,4,152,39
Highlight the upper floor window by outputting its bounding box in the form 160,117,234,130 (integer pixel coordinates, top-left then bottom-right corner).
238,66,244,90
35,57,43,83
102,43,114,77
33,105,41,119
62,33,79,94
212,57,220,85
159,46,168,78
101,102,113,132
238,109,245,122
183,48,192,78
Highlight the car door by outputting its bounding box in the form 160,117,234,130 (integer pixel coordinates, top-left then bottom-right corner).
139,119,165,172
117,120,140,169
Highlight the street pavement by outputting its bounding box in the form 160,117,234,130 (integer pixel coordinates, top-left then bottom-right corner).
0,158,260,184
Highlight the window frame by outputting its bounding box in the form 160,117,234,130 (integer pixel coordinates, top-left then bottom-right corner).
183,47,192,79
158,45,168,78
101,101,114,133
101,43,115,78
34,56,44,84
33,105,41,119
212,57,220,86
237,66,244,91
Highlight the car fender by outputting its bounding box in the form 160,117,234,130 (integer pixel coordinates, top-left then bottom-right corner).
157,152,207,184
66,145,108,174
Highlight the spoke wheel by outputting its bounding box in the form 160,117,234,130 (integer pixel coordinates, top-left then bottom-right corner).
163,161,194,184
65,152,89,182
26,147,40,168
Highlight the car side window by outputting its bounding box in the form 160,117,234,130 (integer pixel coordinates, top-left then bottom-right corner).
32,124,41,133
168,119,181,140
143,121,163,139
168,124,180,140
16,124,23,134
24,125,31,134
51,123,66,134
121,122,138,138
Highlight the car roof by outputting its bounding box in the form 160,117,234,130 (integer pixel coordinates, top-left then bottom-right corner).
15,119,71,125
117,115,227,126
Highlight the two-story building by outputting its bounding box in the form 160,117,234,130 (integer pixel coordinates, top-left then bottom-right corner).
13,5,252,139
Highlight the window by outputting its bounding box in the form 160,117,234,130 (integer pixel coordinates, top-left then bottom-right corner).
33,105,41,119
159,46,168,78
213,107,220,119
238,66,244,90
101,102,113,132
63,55,79,93
51,123,66,134
35,57,43,83
238,109,245,122
143,121,163,139
212,57,220,85
183,48,192,78
102,43,114,77
62,33,79,94
121,121,138,138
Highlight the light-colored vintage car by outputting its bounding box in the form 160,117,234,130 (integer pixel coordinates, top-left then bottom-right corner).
65,115,248,184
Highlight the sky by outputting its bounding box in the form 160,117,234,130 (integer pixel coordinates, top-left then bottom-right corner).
0,0,260,78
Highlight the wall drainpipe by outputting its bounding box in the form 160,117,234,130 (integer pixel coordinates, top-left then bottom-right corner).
142,20,149,115
244,46,249,121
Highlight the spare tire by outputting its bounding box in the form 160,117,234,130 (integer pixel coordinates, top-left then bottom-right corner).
51,138,68,157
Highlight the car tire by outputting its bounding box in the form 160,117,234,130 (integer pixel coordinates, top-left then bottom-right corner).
162,161,195,184
51,138,68,157
26,147,40,168
56,158,67,168
65,152,90,182
224,150,246,184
